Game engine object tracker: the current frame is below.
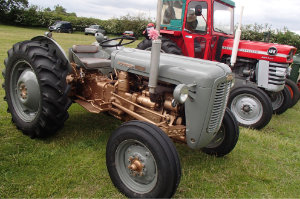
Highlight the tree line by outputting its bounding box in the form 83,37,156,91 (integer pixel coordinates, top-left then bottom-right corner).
0,0,151,36
0,0,300,51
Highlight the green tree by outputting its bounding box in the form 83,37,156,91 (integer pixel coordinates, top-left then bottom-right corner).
54,4,66,14
0,0,28,22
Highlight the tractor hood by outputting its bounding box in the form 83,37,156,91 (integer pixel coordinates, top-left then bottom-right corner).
111,48,231,88
222,39,297,63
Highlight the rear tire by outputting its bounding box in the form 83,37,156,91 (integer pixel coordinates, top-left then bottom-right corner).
268,86,292,115
106,121,181,198
228,85,273,129
3,40,71,138
285,79,299,107
202,108,239,157
137,38,182,55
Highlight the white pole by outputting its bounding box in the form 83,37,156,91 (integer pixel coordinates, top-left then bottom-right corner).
155,0,163,35
149,0,163,95
230,6,244,67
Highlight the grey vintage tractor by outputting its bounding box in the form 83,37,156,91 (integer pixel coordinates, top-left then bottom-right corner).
2,1,239,197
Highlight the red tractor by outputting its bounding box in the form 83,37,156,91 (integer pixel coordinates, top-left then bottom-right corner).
137,0,298,130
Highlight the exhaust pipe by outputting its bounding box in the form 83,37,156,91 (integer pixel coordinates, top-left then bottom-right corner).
148,0,163,101
230,6,244,67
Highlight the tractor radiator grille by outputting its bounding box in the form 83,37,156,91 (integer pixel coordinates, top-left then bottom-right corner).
208,81,231,133
268,62,288,86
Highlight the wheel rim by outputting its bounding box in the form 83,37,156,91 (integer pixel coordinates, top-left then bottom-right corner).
10,60,41,122
270,92,284,110
115,139,158,194
206,124,225,148
231,94,263,125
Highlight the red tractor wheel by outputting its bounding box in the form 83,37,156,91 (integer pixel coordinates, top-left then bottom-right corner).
285,79,300,108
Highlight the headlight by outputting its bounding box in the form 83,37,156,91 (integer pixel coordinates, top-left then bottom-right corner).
287,50,295,61
173,84,189,104
227,74,235,87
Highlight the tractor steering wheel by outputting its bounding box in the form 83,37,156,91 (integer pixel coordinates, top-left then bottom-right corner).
100,35,136,47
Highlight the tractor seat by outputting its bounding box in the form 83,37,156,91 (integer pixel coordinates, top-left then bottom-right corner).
79,57,111,69
72,45,111,69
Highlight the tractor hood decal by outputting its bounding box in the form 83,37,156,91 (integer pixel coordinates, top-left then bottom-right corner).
222,46,287,58
222,39,296,63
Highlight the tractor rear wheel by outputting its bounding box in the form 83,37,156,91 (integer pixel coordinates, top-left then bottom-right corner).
106,121,181,198
3,40,72,138
228,85,273,129
202,108,239,157
268,86,292,115
285,79,300,107
137,38,182,55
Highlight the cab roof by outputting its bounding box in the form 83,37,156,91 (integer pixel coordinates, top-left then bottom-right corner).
163,0,235,7
219,0,235,7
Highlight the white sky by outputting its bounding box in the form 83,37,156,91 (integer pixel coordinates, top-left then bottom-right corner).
28,0,300,34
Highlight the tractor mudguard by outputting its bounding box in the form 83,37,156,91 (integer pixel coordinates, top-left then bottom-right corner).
31,35,72,73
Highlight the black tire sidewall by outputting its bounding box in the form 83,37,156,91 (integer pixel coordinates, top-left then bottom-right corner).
285,79,300,107
202,108,239,157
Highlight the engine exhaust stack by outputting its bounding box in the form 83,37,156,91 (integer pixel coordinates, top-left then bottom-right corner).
148,0,163,100
230,6,244,67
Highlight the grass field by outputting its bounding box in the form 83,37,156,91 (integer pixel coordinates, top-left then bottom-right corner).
0,24,300,198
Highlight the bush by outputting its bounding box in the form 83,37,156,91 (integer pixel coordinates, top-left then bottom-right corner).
241,24,300,53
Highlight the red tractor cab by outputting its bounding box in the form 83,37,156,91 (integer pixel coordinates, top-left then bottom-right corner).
137,0,298,129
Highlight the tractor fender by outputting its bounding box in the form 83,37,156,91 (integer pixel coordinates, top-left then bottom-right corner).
31,35,72,72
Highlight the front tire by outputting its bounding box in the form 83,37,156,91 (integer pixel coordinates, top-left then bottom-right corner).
268,86,292,115
228,85,273,129
285,79,299,107
137,38,182,55
202,108,239,157
3,40,71,138
106,121,181,198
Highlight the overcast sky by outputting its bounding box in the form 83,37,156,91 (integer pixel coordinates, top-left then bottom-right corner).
28,0,300,34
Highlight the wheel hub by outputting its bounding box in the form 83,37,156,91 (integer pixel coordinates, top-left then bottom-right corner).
19,83,28,100
128,157,144,177
16,69,40,111
242,104,252,112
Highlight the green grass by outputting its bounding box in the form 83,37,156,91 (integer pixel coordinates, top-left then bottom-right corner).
0,24,300,198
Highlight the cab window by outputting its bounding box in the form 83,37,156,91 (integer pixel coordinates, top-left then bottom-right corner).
185,1,208,34
213,1,234,34
161,0,184,25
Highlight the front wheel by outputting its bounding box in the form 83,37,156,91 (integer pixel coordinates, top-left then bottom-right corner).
268,86,292,114
285,79,299,107
106,121,181,198
228,85,273,129
202,108,239,157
